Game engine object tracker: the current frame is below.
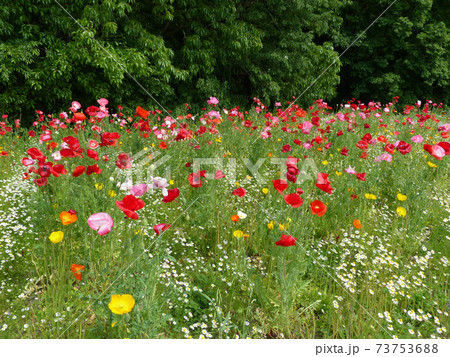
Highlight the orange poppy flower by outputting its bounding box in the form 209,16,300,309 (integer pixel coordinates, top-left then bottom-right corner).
73,112,87,121
353,219,362,229
310,200,327,217
71,264,85,281
136,106,149,119
231,215,240,222
60,210,78,225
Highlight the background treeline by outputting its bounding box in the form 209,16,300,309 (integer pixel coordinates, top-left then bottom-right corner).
0,0,449,121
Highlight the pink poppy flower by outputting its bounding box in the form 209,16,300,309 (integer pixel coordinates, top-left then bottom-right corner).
154,223,171,235
214,170,226,179
130,183,149,197
88,212,114,236
88,140,99,149
411,135,423,143
149,177,169,195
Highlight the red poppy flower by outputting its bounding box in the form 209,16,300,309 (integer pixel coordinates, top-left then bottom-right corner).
116,153,132,169
341,147,349,156
27,147,46,162
384,144,395,154
360,152,369,159
87,149,99,161
310,200,327,217
72,166,86,177
162,188,180,203
60,148,77,158
284,193,303,208
153,223,171,235
62,136,80,150
116,195,145,220
100,132,120,147
159,141,167,149
396,141,411,155
356,172,366,181
71,264,85,281
85,106,100,116
275,234,297,247
362,133,372,143
50,164,67,177
272,179,288,194
34,177,47,187
38,162,52,178
86,164,102,175
188,170,207,188
281,144,292,153
350,194,358,200
337,130,343,136
437,142,450,155
356,140,368,151
232,188,246,197
316,173,334,194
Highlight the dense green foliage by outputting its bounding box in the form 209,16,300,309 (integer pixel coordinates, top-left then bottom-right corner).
0,0,449,119
336,0,450,105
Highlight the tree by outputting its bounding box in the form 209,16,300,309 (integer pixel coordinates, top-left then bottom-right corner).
336,0,450,105
0,0,344,121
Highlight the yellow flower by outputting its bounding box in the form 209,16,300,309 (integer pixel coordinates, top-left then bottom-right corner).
262,188,269,194
233,230,244,238
397,193,407,201
365,193,377,200
143,147,148,151
108,294,135,315
267,221,274,230
49,231,64,244
215,137,222,143
335,171,342,176
277,138,281,141
278,224,286,231
235,182,240,187
243,234,250,238
108,190,117,197
246,175,252,180
322,160,329,165
169,180,174,185
111,322,118,328
396,207,407,217
95,183,104,190
427,161,437,168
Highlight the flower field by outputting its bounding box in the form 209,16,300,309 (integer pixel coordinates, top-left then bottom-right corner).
0,97,448,339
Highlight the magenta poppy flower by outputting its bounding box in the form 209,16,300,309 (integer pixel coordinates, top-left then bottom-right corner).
130,183,149,197
88,213,114,236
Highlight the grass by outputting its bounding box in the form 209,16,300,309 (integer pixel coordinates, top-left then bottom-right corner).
0,98,448,339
